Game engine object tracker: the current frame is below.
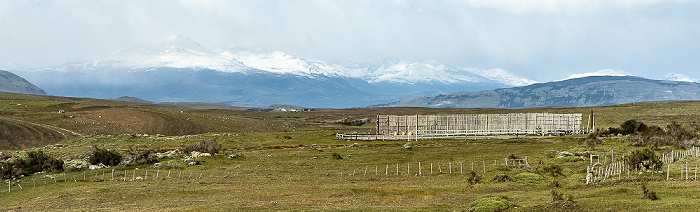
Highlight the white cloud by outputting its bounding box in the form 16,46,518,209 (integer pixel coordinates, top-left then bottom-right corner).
563,69,631,80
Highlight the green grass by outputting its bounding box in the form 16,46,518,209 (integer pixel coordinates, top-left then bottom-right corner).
5,133,700,211
5,93,700,210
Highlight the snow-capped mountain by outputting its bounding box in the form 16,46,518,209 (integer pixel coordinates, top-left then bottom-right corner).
222,50,347,78
665,73,697,83
348,60,489,84
468,69,539,87
68,35,246,72
13,36,533,108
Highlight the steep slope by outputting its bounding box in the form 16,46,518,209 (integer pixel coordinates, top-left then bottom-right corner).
387,76,700,108
0,70,46,95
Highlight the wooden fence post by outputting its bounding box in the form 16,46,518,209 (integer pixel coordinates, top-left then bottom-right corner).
419,162,422,175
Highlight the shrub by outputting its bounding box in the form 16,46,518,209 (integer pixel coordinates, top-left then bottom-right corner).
620,120,649,135
331,153,343,159
550,189,564,202
0,150,63,179
21,150,64,174
468,197,516,212
540,164,564,177
467,171,481,185
549,156,583,166
123,148,158,166
626,148,663,171
88,146,122,166
183,141,221,154
585,134,604,149
491,174,512,182
641,184,659,200
514,172,544,183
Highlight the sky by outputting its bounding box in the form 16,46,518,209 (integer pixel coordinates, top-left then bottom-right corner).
1,0,699,82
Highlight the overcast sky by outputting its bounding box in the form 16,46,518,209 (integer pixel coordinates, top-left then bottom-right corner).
1,0,699,82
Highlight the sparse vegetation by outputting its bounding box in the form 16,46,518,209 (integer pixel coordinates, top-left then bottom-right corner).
183,140,221,154
6,93,700,210
123,148,158,166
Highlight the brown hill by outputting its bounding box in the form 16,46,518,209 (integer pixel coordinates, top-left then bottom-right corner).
0,92,288,149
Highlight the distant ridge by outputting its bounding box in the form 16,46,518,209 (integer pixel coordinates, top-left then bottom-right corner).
385,76,700,108
113,96,154,104
0,70,46,95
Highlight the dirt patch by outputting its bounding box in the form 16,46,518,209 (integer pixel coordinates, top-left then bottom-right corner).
0,117,80,149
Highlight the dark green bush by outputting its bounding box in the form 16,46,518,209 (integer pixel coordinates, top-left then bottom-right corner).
641,184,659,200
626,148,663,171
467,171,481,185
0,150,63,179
331,153,343,159
491,174,512,182
620,120,649,135
183,141,221,154
88,146,122,166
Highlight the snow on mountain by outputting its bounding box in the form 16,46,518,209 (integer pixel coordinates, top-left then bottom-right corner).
563,69,630,80
468,68,538,86
665,73,697,82
78,35,246,72
345,60,493,84
222,50,347,78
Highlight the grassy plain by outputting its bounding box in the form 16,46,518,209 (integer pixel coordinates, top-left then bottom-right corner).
2,92,700,211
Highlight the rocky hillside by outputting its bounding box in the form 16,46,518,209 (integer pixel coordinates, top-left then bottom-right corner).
386,76,700,108
0,70,46,95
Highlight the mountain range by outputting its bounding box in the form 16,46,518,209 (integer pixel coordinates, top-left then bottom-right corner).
385,76,700,108
8,36,700,109
12,36,528,108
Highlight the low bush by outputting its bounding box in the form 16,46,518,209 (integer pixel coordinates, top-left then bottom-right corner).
331,153,343,160
467,171,481,185
123,148,158,166
491,174,512,182
88,146,122,166
540,164,564,177
468,197,516,212
514,172,544,183
641,184,659,200
183,141,221,154
626,148,663,171
548,156,583,166
0,150,63,179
